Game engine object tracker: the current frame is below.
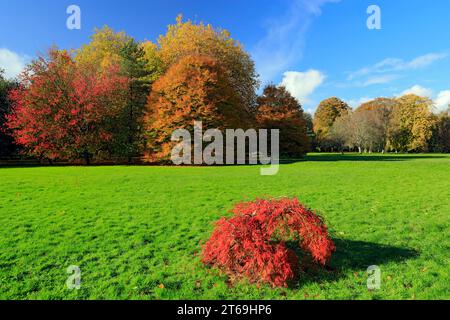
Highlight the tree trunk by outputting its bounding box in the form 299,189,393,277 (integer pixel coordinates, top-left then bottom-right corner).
83,151,91,165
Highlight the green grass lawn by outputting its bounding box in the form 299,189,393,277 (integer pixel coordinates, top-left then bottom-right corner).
0,153,449,300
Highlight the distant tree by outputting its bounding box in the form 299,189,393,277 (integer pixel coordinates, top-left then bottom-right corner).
388,94,435,152
143,54,254,162
0,69,19,157
303,112,314,136
303,112,316,149
256,85,310,158
7,49,129,164
351,110,385,153
429,107,450,153
313,97,351,150
331,109,386,154
329,113,353,152
356,98,396,152
156,15,259,112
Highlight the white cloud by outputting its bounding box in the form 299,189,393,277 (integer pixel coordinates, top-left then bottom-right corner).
0,48,28,79
252,0,340,84
347,53,447,82
400,85,433,97
362,75,398,87
280,69,325,104
435,90,450,112
408,53,447,69
392,84,450,113
347,97,372,108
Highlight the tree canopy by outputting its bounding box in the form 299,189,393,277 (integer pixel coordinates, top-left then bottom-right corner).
256,85,310,157
0,69,19,157
144,54,254,162
1,18,449,164
388,94,435,152
313,97,351,148
7,49,129,164
153,15,259,111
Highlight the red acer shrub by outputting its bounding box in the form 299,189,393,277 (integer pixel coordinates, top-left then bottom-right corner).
202,198,336,287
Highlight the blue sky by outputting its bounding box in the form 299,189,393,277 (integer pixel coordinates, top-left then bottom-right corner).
1,0,449,113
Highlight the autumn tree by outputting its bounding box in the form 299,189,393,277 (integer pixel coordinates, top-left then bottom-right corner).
76,26,158,161
141,41,165,83
76,26,130,69
388,94,435,152
429,108,450,153
329,113,353,152
356,98,396,152
313,97,350,149
256,85,310,158
331,107,388,153
144,54,254,162
0,69,19,157
7,49,129,164
153,15,259,112
351,110,385,153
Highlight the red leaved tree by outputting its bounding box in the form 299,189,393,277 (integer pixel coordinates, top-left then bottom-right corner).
202,198,336,287
6,49,129,164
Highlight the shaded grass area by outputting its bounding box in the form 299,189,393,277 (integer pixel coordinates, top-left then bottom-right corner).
0,153,449,299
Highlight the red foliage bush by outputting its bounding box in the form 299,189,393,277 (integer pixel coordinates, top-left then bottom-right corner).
202,198,336,287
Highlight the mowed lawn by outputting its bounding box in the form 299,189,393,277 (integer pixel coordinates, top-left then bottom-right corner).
0,153,449,300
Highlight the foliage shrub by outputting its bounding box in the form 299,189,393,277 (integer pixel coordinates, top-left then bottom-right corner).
202,198,336,287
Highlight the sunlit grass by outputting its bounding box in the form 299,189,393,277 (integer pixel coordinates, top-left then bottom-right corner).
0,153,448,299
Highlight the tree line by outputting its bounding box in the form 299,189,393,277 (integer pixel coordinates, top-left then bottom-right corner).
313,96,449,153
0,16,448,164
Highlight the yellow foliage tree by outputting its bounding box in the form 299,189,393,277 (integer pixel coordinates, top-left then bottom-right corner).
388,94,436,152
75,26,129,69
75,26,160,161
153,15,259,111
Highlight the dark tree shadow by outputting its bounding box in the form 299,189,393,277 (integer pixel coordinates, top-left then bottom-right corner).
1,153,446,169
289,239,419,289
302,154,446,162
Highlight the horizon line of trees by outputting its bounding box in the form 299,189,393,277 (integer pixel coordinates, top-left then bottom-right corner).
0,16,449,165
312,96,449,154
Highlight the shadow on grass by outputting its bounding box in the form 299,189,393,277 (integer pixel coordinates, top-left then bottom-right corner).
290,239,419,289
1,153,446,169
300,154,446,163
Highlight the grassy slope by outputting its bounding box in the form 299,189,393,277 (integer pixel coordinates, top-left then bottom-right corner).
0,153,449,300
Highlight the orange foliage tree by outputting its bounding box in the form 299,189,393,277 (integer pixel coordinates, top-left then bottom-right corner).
313,97,351,149
153,15,259,111
143,54,255,162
